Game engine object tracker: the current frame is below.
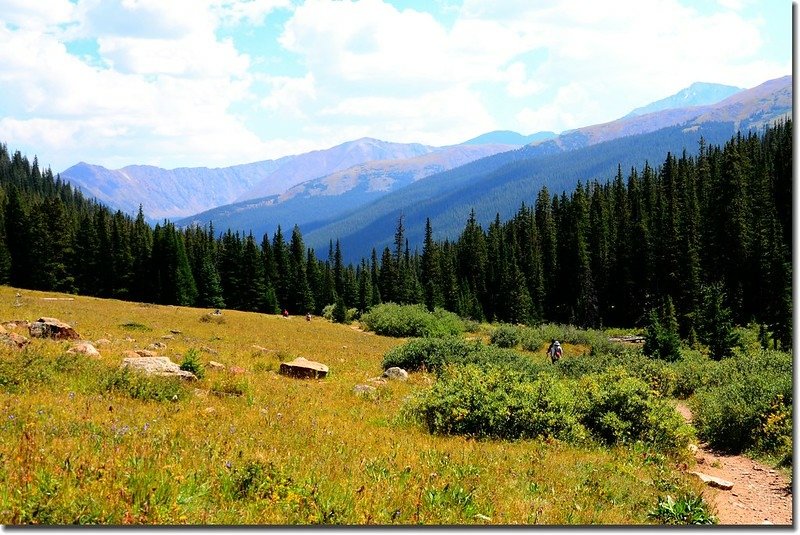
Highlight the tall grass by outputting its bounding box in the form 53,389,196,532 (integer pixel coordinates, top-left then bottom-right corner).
0,286,711,525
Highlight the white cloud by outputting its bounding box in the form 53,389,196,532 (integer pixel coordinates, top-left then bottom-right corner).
0,0,790,173
260,72,317,116
0,0,75,28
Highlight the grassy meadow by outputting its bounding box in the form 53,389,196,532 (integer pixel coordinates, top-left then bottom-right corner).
0,286,711,525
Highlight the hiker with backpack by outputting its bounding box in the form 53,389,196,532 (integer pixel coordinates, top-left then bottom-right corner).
547,340,562,363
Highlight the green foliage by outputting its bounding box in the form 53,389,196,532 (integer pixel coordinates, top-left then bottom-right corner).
489,323,520,348
382,336,547,380
643,298,681,362
223,460,299,501
404,357,690,452
179,348,205,380
691,349,792,456
407,364,585,441
103,367,187,402
120,322,152,332
360,303,465,338
577,368,691,451
332,294,347,324
382,336,479,372
210,377,251,399
670,350,720,399
649,494,717,525
695,283,740,360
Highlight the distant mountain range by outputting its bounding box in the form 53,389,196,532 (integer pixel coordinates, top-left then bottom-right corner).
300,75,791,261
624,82,743,118
460,130,557,146
58,76,791,263
60,138,440,221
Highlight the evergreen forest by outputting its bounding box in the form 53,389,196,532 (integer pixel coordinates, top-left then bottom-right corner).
0,120,791,348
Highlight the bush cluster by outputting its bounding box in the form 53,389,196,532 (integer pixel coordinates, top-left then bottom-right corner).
691,350,792,461
407,365,585,442
382,336,547,379
360,303,465,338
406,362,691,452
489,324,520,348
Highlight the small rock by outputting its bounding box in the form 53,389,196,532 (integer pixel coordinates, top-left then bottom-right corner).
252,345,277,354
161,334,174,340
690,471,734,490
4,320,30,330
94,338,112,346
367,377,388,385
124,337,135,342
382,367,409,381
687,444,699,454
203,407,216,413
208,361,225,371
474,514,492,522
279,357,328,379
0,332,29,349
193,388,208,398
170,329,182,334
67,341,100,358
353,384,377,396
228,366,246,375
148,341,167,350
200,346,218,355
134,349,158,358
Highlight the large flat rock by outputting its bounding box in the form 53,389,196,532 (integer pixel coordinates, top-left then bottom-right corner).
279,357,328,379
121,356,196,381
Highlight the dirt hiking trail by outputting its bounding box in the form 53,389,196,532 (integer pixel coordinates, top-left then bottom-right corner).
675,403,792,525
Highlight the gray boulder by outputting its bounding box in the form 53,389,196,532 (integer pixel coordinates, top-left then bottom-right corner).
382,367,409,381
121,356,196,381
29,317,80,340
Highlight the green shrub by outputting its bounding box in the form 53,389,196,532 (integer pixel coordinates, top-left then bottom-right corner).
360,303,465,338
649,494,717,525
552,348,675,397
382,337,548,379
120,322,152,331
671,350,720,399
489,323,520,348
210,377,251,398
382,337,480,372
577,368,691,451
223,460,299,501
407,364,586,441
691,350,792,455
180,348,205,379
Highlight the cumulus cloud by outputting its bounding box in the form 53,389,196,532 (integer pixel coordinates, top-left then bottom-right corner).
0,0,789,171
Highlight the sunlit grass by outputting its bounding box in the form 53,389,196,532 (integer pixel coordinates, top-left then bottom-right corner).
0,286,707,524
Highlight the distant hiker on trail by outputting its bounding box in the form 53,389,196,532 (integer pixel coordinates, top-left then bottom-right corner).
548,340,562,363
305,313,311,322
282,309,289,318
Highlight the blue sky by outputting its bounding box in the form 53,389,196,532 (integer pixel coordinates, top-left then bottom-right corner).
0,0,792,171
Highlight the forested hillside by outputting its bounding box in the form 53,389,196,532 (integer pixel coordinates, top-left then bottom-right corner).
0,120,791,344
